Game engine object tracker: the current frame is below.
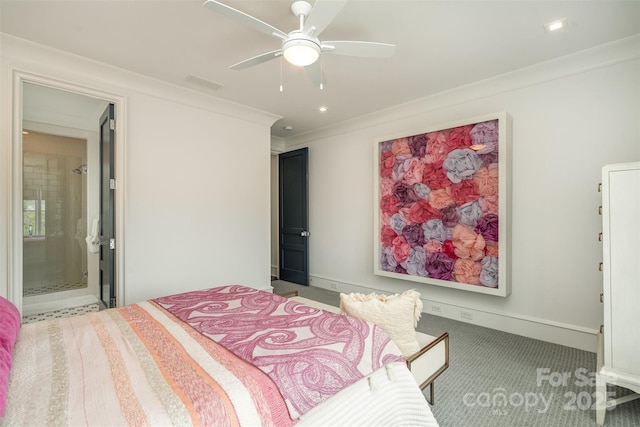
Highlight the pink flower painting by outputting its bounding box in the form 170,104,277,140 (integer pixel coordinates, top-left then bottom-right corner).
378,118,501,289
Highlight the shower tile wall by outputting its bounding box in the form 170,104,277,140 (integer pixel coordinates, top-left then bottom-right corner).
23,131,87,295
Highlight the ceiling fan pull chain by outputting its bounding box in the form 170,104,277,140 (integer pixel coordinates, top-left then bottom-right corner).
280,56,284,92
320,57,324,90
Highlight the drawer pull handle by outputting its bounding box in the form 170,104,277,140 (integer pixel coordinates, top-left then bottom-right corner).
598,232,603,241
598,206,602,215
599,262,603,271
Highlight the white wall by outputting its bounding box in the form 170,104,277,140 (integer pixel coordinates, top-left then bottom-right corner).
284,36,640,351
1,35,280,306
124,94,274,303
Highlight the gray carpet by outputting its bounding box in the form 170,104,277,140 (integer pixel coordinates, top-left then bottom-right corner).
272,280,640,427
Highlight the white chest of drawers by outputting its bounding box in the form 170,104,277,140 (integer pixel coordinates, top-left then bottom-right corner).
596,162,640,425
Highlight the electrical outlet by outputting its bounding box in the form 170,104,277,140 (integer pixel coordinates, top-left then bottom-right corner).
432,304,442,313
461,311,473,321
330,282,338,290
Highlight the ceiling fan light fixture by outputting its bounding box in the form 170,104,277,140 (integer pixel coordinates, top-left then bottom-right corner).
282,37,321,66
204,0,395,77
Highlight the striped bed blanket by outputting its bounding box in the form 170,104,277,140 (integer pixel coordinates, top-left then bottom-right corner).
2,286,404,426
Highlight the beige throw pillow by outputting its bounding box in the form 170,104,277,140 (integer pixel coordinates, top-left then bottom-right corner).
339,289,423,358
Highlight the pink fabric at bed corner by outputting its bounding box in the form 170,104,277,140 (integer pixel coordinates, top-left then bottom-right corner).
0,296,21,417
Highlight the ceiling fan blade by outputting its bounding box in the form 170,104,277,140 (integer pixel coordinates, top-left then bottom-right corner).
321,41,396,58
203,1,287,39
230,49,282,70
302,0,348,36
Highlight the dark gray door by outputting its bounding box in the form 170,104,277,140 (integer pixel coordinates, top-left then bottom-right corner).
99,104,116,307
279,148,309,285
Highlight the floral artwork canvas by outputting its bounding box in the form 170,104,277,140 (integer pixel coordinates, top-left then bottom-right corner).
374,113,511,296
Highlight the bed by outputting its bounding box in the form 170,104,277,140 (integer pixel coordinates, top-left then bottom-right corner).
0,285,438,426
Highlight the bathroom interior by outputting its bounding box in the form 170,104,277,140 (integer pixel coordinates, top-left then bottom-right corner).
22,130,89,297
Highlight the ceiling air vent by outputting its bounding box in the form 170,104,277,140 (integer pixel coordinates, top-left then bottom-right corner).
185,75,223,91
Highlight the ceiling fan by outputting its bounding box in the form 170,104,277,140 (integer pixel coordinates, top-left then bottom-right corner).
203,0,396,73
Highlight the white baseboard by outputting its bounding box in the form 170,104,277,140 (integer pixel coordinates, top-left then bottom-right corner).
309,275,598,353
271,265,278,278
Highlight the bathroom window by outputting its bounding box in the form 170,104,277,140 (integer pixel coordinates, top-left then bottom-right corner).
23,199,46,237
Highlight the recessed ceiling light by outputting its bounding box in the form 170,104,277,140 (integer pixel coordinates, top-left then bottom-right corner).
22,131,29,135
283,125,293,131
544,18,566,33
318,106,327,112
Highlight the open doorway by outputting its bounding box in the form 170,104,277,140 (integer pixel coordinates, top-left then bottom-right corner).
15,80,120,317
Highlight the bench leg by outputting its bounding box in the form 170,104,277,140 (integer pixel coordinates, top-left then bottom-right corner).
431,383,434,405
425,382,434,405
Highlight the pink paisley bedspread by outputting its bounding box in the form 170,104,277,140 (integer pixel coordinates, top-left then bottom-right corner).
155,285,404,419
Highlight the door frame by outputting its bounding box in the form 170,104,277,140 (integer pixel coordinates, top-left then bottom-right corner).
9,70,126,312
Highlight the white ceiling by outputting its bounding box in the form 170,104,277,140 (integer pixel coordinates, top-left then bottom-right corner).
2,0,639,139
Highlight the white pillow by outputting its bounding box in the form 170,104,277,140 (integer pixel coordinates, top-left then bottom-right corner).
339,289,422,358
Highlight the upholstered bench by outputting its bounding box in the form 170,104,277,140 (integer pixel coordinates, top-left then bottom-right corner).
287,295,449,404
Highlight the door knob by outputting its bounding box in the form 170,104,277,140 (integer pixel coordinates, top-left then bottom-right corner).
300,231,310,237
